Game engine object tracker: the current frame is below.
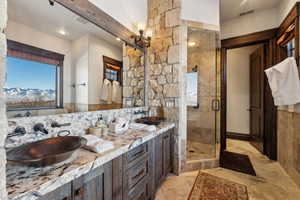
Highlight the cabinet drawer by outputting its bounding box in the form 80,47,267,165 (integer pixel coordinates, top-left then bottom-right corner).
126,177,150,200
125,143,148,168
126,157,150,190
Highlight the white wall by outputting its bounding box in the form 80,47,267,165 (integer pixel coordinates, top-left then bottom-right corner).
5,20,74,104
88,34,122,104
88,0,147,33
278,0,300,24
71,35,89,106
226,45,261,135
221,8,278,39
182,0,220,27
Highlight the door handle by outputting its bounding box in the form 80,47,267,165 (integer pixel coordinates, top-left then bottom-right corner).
212,99,220,111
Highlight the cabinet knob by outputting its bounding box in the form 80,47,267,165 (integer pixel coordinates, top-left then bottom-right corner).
75,188,84,196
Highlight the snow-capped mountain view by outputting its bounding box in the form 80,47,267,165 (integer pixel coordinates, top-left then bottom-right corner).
5,56,57,109
4,88,56,103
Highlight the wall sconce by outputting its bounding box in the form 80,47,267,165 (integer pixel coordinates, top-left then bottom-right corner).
133,22,152,48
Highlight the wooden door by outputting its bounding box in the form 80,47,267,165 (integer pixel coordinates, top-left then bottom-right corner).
249,46,265,153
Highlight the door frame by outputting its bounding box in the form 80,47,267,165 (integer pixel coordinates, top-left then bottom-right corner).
220,28,279,160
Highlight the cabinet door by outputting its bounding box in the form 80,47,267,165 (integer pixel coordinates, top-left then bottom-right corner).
38,182,72,200
154,130,173,189
154,134,164,188
163,130,171,176
73,162,112,200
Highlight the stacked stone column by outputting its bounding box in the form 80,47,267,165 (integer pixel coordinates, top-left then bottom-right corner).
147,0,184,173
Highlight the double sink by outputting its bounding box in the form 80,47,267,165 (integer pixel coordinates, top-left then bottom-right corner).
6,117,164,167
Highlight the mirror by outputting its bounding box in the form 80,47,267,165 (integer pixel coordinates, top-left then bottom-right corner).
5,0,145,118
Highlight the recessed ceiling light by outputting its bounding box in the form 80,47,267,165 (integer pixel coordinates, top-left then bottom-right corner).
240,0,248,6
116,37,121,41
188,41,197,47
58,29,67,36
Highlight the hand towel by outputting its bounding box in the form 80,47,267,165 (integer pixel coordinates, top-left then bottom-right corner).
82,135,114,154
112,81,122,103
265,57,300,106
0,0,7,30
100,79,112,103
129,123,157,132
0,33,7,58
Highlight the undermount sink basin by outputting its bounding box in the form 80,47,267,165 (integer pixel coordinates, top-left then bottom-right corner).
7,136,87,167
135,117,165,125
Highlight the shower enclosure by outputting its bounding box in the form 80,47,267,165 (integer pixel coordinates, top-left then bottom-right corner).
185,24,220,167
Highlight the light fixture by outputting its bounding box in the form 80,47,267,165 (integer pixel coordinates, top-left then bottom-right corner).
58,29,67,36
137,22,146,32
132,22,152,48
116,37,121,41
188,41,197,47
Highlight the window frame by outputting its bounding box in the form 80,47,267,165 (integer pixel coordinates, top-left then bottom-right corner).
103,56,123,84
6,40,64,111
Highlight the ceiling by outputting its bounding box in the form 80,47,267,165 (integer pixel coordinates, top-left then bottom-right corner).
221,0,281,22
7,0,123,47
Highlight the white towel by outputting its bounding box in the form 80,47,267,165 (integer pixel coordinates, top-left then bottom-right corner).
82,135,114,154
129,123,157,132
112,81,122,104
265,57,300,106
109,117,129,135
0,0,7,30
0,33,7,58
100,79,112,103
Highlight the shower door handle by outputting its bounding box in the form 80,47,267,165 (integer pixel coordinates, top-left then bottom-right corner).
212,99,220,111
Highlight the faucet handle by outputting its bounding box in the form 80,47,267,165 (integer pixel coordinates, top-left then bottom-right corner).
33,123,48,135
7,126,26,138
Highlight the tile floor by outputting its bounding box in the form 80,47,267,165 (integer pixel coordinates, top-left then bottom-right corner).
155,139,300,200
186,140,215,160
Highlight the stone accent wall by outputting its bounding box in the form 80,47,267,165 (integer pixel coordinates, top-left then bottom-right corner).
123,45,145,107
277,110,300,188
0,0,7,198
147,0,185,173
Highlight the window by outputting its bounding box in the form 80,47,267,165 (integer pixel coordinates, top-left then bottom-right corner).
287,39,295,57
103,56,122,83
5,40,64,110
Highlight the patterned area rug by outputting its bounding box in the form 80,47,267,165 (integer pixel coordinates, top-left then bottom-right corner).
188,172,249,200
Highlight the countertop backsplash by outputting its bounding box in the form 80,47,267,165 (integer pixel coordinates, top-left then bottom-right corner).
6,107,148,148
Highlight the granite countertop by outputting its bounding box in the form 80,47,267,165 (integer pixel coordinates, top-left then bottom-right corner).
6,122,175,200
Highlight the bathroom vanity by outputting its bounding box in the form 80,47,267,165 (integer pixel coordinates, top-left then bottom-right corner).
7,123,174,200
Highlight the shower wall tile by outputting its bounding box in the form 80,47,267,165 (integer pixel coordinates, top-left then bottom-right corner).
186,28,219,162
277,110,300,188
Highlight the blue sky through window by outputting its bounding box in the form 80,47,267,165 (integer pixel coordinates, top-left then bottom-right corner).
5,56,56,90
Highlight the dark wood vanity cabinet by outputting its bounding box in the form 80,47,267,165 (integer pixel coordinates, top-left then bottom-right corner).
154,130,172,189
39,129,173,200
39,181,72,200
72,162,112,200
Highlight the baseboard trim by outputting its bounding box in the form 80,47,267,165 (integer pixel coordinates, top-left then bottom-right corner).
227,132,251,141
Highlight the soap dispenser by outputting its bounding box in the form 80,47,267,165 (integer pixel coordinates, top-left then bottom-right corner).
95,115,106,128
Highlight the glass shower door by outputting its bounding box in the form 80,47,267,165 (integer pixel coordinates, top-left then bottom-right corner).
186,26,220,161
